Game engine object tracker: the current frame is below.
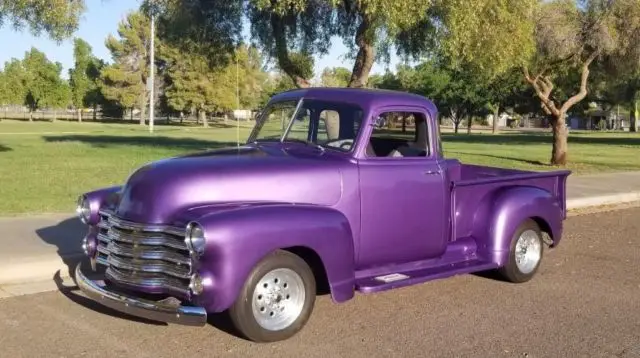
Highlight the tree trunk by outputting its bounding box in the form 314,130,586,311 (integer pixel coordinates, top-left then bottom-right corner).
466,116,472,134
630,100,638,132
200,109,208,128
29,110,33,122
139,104,146,126
325,111,340,139
550,112,569,165
77,108,82,122
348,14,374,88
270,14,310,88
454,121,459,134
492,105,499,134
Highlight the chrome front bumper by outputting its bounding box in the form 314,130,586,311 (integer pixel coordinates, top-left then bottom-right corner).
74,263,207,326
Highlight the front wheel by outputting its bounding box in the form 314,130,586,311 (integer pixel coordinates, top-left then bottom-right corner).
497,219,544,283
228,250,316,342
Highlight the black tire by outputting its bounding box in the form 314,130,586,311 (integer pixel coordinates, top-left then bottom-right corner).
497,219,544,283
228,250,316,342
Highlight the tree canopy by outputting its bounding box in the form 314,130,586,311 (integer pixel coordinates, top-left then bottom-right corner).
0,0,86,41
99,11,154,125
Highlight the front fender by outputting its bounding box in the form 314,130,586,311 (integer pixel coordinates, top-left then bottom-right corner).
193,204,355,313
82,185,122,224
473,186,563,266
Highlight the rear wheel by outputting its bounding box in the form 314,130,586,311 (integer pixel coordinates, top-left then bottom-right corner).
228,250,316,342
498,219,544,283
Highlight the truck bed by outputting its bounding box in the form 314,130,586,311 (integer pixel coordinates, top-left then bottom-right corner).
445,162,571,241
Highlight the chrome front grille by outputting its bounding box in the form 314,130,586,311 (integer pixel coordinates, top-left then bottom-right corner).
96,209,192,298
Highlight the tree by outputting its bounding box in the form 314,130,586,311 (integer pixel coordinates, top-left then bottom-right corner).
0,0,86,41
403,0,639,165
21,48,69,121
520,0,635,165
243,0,334,88
330,0,435,88
146,0,435,89
484,68,529,134
0,59,26,107
395,0,537,80
320,67,351,87
46,79,72,121
416,62,487,134
145,0,244,69
234,44,270,109
160,41,267,126
99,11,155,125
69,38,102,122
597,0,640,132
160,43,219,126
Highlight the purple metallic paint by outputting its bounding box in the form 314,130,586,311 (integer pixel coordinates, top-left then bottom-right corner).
115,145,349,225
192,204,355,312
82,186,122,225
77,87,571,317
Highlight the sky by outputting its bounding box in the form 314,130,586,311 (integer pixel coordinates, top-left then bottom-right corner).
0,0,401,81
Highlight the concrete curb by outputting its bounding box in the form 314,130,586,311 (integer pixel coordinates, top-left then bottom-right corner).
0,254,85,298
566,192,640,210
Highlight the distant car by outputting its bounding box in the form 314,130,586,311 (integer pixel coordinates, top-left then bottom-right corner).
74,88,571,342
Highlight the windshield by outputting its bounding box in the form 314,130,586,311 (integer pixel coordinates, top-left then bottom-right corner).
247,98,364,152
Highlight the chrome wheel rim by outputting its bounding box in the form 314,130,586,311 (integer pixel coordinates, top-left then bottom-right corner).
251,268,306,331
515,229,542,274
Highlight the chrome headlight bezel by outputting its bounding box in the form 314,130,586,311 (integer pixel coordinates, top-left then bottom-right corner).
81,234,97,257
185,221,206,257
189,273,204,295
76,195,91,224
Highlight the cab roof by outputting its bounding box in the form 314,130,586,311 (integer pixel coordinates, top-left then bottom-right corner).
268,87,438,117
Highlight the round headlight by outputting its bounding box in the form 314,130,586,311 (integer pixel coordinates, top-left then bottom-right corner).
185,222,206,257
76,196,91,224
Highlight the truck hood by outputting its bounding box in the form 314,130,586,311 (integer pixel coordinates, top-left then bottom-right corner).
114,144,345,224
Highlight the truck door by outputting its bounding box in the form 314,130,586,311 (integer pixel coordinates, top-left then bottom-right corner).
356,107,448,268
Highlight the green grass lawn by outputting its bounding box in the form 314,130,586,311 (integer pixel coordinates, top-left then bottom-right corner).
1,119,639,215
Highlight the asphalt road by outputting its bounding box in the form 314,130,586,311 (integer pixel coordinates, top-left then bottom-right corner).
1,207,639,358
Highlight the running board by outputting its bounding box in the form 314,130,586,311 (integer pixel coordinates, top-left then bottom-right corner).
355,259,498,294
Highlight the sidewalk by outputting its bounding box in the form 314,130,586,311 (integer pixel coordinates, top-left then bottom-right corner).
1,170,640,296
566,171,640,209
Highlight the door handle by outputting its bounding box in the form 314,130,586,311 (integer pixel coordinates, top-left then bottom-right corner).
424,169,442,175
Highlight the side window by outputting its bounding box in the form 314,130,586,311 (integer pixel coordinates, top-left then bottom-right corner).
285,108,312,142
317,110,340,142
366,111,430,158
252,99,363,151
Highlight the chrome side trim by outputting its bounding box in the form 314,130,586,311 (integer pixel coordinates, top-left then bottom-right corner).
75,263,207,327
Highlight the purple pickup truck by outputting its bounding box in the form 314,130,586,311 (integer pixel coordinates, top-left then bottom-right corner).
74,88,570,342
